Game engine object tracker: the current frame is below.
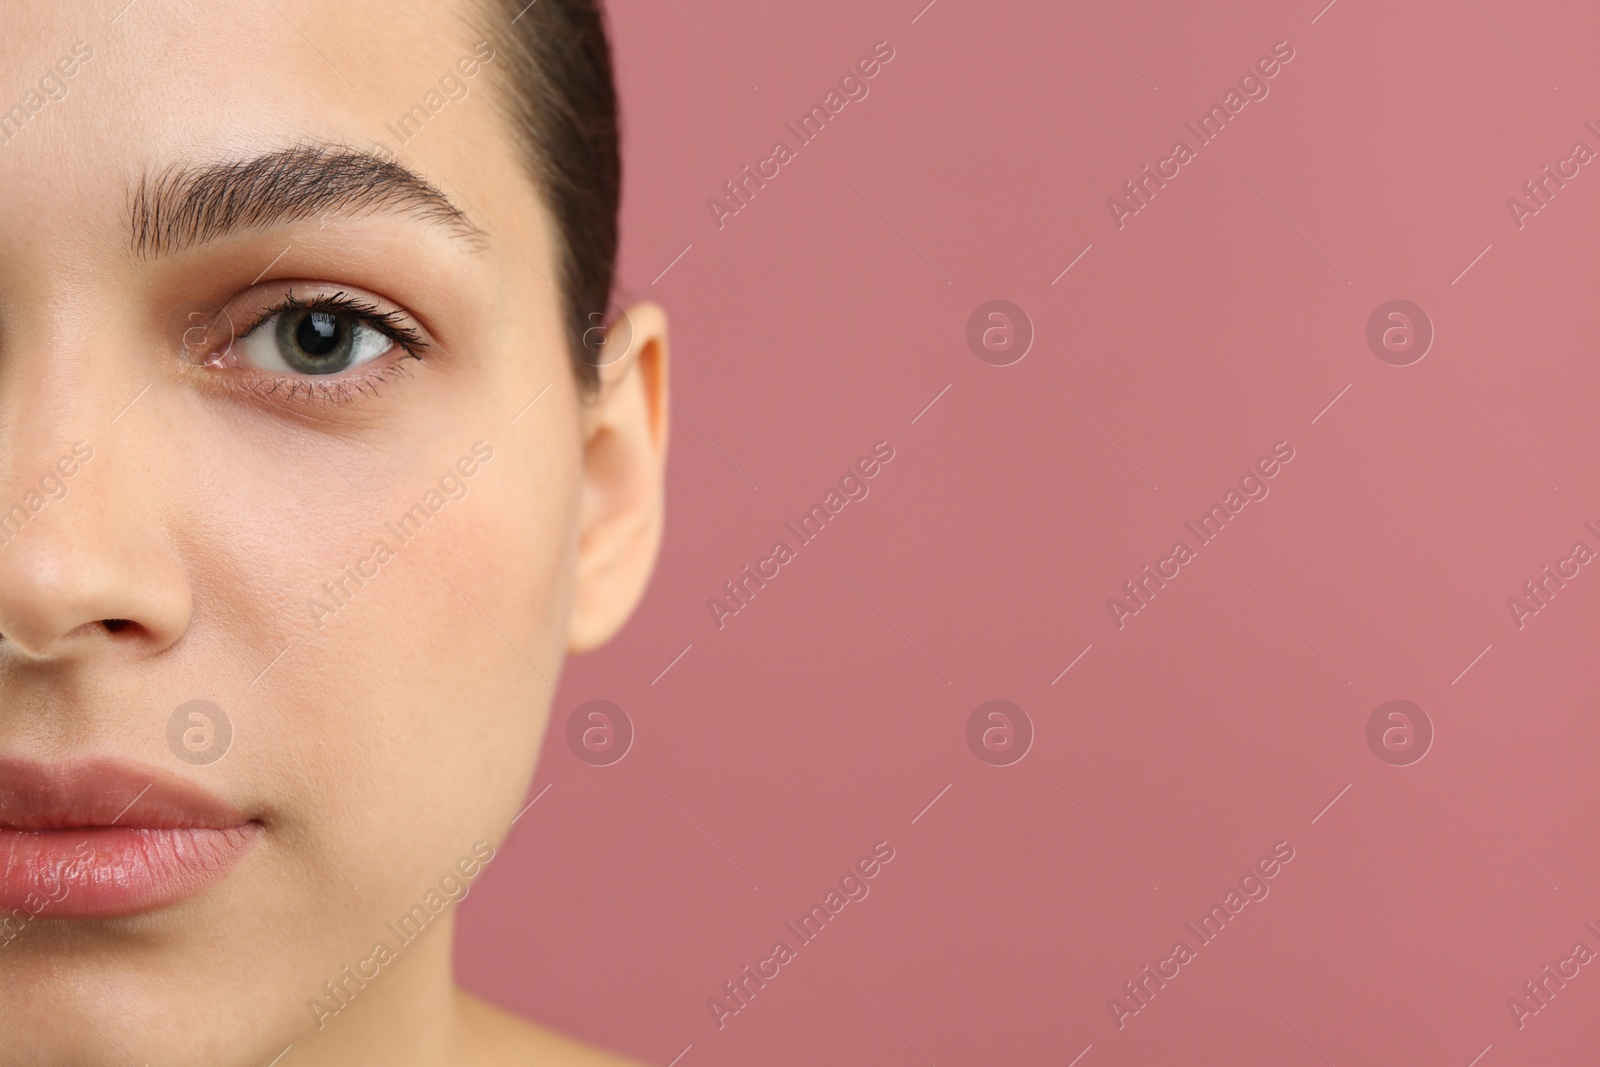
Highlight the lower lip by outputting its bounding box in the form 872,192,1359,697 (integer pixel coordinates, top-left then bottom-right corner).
0,824,261,920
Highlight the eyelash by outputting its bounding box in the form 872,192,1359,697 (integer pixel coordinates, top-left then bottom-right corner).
227,290,431,407
238,291,430,359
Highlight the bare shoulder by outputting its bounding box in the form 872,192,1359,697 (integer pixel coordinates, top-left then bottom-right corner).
459,992,655,1067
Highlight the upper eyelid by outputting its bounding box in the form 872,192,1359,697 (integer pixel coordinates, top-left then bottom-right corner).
235,289,430,354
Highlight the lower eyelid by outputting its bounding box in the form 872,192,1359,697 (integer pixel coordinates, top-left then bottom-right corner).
225,355,424,409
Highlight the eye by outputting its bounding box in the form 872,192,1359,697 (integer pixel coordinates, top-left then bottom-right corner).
181,287,432,407
238,301,398,376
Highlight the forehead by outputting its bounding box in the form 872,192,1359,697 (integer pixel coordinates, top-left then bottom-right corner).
0,0,507,215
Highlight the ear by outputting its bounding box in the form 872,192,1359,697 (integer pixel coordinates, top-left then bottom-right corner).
567,301,669,653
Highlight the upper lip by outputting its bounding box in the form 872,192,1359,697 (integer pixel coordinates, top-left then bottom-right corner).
0,758,250,831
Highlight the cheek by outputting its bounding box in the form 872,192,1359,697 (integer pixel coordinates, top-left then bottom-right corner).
175,393,582,920
326,431,582,824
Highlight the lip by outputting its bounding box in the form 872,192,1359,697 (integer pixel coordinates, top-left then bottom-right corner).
0,759,260,921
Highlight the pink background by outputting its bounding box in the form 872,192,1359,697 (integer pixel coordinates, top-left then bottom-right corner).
458,1,1600,1063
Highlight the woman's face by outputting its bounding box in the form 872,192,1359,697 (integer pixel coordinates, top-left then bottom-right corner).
0,1,664,1061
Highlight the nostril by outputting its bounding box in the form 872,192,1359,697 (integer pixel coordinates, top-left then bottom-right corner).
102,619,131,633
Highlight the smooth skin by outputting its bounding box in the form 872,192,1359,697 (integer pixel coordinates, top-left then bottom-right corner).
0,2,664,1064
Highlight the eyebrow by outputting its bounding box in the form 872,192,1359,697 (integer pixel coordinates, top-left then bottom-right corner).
129,142,487,258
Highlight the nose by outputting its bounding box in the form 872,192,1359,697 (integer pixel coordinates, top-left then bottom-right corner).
0,432,192,663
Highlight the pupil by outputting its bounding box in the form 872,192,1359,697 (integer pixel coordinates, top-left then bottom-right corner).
296,311,342,357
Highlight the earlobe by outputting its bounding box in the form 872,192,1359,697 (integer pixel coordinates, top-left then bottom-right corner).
566,301,669,653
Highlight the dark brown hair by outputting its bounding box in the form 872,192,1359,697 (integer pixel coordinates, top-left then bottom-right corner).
476,0,620,391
